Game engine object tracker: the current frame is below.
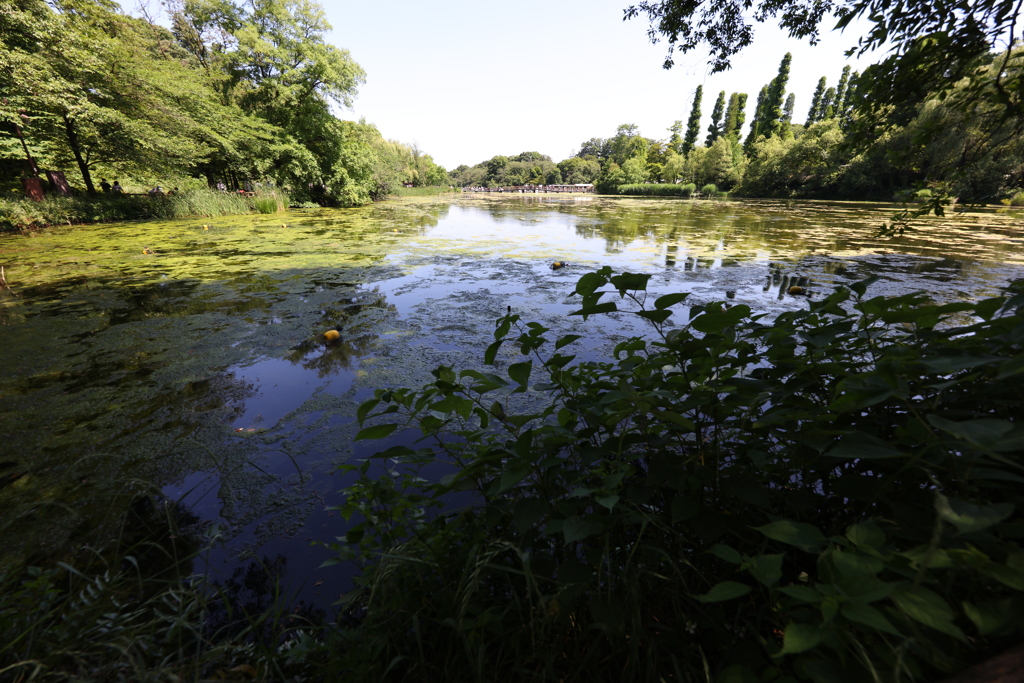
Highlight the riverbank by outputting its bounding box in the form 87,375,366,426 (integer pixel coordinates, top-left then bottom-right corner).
0,189,290,232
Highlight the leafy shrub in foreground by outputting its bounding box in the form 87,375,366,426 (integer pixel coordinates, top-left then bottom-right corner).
332,270,1024,682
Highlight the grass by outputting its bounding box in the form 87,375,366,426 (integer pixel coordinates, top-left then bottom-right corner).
0,498,327,682
0,189,288,231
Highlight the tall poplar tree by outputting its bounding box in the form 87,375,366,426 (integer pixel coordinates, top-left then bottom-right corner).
807,76,827,125
821,87,837,119
782,93,796,137
722,92,745,140
841,72,859,130
733,93,748,140
763,52,792,138
682,85,703,155
743,85,768,153
833,65,852,117
705,90,726,146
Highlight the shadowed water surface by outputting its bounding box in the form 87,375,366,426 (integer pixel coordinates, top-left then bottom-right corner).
1,195,1022,607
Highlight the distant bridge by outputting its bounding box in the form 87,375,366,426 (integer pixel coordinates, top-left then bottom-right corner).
463,184,594,194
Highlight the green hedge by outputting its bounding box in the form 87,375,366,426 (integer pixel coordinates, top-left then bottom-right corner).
0,189,286,231
616,183,697,196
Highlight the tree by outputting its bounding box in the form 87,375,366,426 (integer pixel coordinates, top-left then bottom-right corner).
743,85,768,154
621,157,649,183
705,90,726,147
682,85,703,155
3,0,278,193
840,71,858,130
667,120,683,153
576,137,611,159
821,86,836,119
723,92,747,141
782,93,796,136
558,157,601,184
762,52,792,138
623,0,1024,139
833,65,852,115
806,76,826,125
610,124,649,165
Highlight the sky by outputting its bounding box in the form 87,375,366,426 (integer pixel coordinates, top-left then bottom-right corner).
127,0,885,169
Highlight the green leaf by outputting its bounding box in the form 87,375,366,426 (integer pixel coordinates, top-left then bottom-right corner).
935,491,1014,535
849,276,880,296
513,497,547,530
846,522,885,551
890,584,966,639
610,272,651,294
980,562,1024,590
695,581,752,603
356,398,380,424
709,544,743,564
575,272,607,296
555,334,583,350
508,361,533,387
778,585,821,603
595,494,619,511
756,520,827,552
354,423,400,441
963,600,1011,635
562,517,604,543
831,550,884,578
748,553,785,587
841,602,901,635
636,309,672,324
827,432,905,459
569,301,618,319
484,339,503,365
498,463,532,494
779,622,822,655
927,415,1024,451
654,292,690,309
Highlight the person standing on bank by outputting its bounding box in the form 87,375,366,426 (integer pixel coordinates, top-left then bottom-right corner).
111,181,124,193
99,178,112,193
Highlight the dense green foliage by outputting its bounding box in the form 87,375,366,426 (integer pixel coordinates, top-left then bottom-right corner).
449,151,566,188
330,270,1024,681
0,0,446,209
455,45,1022,202
616,182,697,196
0,187,270,230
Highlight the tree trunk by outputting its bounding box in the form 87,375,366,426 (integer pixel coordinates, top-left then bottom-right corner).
62,113,95,194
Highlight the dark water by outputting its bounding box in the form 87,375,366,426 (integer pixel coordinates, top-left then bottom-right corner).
2,195,1022,608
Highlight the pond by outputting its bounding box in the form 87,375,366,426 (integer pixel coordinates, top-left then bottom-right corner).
2,195,1023,608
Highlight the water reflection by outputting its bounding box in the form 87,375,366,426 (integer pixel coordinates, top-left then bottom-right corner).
2,195,1024,608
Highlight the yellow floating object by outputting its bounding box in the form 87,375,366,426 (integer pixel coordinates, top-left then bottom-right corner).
788,286,806,295
202,224,209,229
142,247,154,254
323,329,340,342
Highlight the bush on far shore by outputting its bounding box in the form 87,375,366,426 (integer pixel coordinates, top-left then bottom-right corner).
615,183,697,197
0,188,289,231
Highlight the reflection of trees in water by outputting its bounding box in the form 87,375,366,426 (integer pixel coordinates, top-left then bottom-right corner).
369,203,450,235
284,286,393,378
